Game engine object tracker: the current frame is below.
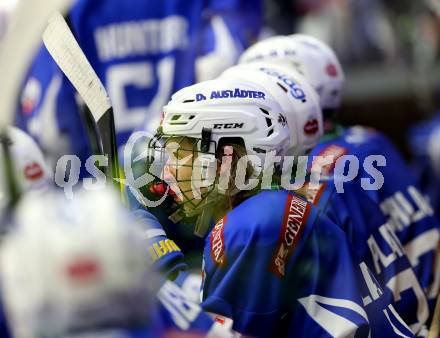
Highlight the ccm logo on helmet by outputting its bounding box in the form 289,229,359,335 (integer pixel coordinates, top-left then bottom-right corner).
213,123,244,129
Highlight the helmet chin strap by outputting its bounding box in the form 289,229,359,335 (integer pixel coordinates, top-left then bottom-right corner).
192,191,224,237
168,187,225,237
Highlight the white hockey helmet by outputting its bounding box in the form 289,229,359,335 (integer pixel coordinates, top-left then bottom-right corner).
220,62,323,156
0,126,52,212
161,77,291,164
239,34,345,112
0,188,156,338
7,126,52,191
150,78,290,235
0,0,18,45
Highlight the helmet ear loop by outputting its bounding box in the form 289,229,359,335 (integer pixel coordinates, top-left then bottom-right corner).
215,145,235,213
186,141,218,208
216,144,243,199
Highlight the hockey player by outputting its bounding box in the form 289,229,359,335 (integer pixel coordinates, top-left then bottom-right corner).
220,63,429,335
145,76,414,337
0,125,52,338
239,34,440,324
16,0,262,176
0,188,234,338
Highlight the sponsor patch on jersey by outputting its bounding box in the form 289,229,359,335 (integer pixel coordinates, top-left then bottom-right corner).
270,194,310,278
211,314,234,329
148,239,181,263
312,144,347,176
210,216,227,267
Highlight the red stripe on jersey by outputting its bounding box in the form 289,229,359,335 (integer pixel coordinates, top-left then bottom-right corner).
305,182,328,205
210,216,227,267
312,144,347,176
269,194,310,278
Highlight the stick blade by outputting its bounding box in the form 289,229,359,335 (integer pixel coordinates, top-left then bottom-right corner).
42,12,111,123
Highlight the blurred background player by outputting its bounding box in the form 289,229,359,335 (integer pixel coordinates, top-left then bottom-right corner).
0,188,235,338
15,0,262,176
407,2,440,218
220,63,430,335
0,188,159,338
238,35,440,327
408,114,440,217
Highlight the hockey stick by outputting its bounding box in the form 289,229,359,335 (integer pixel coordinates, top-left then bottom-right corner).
428,293,440,338
0,0,73,209
79,104,104,157
42,12,121,191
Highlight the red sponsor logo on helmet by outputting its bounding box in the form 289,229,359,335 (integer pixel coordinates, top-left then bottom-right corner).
20,77,41,115
210,217,227,267
66,258,101,283
269,194,310,278
24,162,44,181
304,119,319,135
326,64,338,77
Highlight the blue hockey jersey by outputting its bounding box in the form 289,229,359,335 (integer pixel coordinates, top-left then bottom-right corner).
59,328,156,338
157,280,233,337
200,189,412,337
55,281,232,338
127,187,187,279
408,113,440,217
303,179,429,335
16,0,262,174
309,126,440,323
126,188,234,337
